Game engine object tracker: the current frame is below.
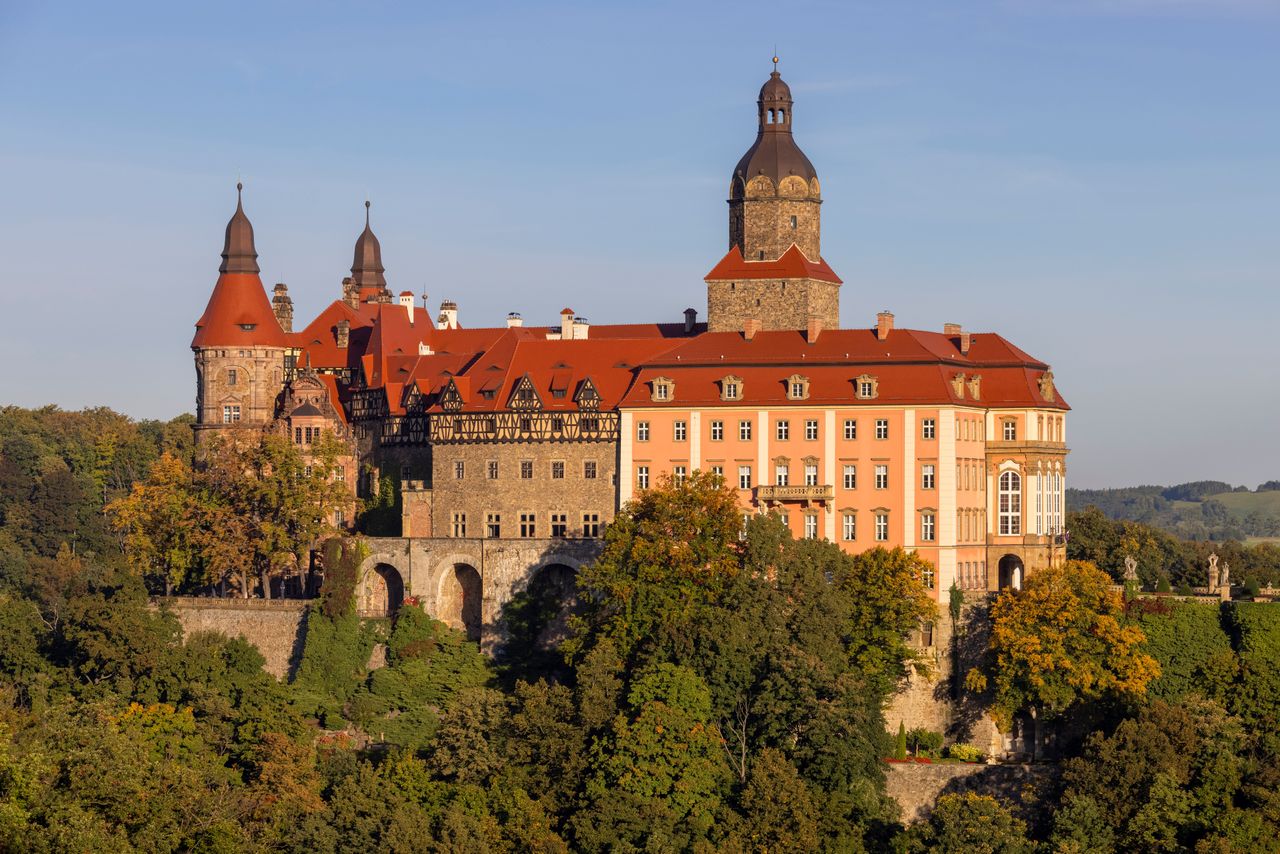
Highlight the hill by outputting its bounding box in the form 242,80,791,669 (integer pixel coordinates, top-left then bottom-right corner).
1067,480,1280,542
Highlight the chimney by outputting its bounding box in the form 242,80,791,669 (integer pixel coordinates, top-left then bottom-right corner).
560,307,574,340
743,318,762,341
683,307,698,334
272,282,294,333
342,277,358,308
806,315,823,344
876,311,895,341
572,317,590,340
437,300,458,330
506,312,523,328
398,291,415,323
335,319,350,349
960,332,972,355
943,322,962,336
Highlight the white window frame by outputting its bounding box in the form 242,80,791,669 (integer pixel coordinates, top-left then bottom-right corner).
922,464,935,490
805,419,819,440
843,464,856,490
843,419,857,440
999,470,1022,536
875,465,889,490
875,419,889,440
842,513,856,541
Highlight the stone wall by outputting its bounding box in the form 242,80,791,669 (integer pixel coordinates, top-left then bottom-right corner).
192,345,287,435
886,761,1056,824
706,277,840,333
160,596,308,680
428,441,617,540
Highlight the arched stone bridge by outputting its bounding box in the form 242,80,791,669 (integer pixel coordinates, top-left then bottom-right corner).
354,537,603,651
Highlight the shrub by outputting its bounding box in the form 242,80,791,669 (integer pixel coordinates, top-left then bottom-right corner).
893,722,907,760
945,743,984,763
906,727,943,757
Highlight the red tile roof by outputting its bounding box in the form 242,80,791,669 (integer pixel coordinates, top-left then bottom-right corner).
192,272,288,348
705,244,842,284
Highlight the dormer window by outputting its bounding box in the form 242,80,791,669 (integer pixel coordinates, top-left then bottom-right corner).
786,374,810,401
854,374,879,400
651,376,674,403
238,324,256,331
967,375,982,401
720,375,744,402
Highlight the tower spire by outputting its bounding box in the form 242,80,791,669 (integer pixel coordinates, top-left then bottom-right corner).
351,199,387,293
219,181,260,274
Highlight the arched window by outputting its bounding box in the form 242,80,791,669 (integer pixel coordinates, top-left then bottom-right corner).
999,471,1022,536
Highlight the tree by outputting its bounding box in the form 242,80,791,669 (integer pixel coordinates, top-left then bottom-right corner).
904,793,1034,854
106,453,201,593
967,560,1160,728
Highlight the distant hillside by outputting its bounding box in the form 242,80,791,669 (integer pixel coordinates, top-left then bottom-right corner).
1067,480,1280,542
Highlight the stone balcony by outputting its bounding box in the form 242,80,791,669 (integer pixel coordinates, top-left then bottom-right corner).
754,484,834,508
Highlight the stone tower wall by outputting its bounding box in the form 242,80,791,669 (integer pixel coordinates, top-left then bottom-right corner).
193,346,287,437
706,277,840,332
730,195,822,262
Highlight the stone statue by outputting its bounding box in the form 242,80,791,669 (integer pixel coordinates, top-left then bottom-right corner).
1220,562,1230,591
1209,553,1220,591
1123,555,1138,582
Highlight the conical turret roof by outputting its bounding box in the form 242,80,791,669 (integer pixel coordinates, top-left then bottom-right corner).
351,200,387,291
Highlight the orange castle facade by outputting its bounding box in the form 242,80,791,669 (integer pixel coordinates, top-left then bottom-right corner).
192,68,1069,600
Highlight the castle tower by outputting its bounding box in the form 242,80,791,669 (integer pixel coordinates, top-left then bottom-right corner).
706,61,841,333
191,183,289,437
351,200,390,303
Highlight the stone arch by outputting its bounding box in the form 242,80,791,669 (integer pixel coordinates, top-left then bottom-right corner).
746,174,776,197
439,563,483,641
779,175,808,198
360,563,404,617
998,554,1023,591
524,562,579,649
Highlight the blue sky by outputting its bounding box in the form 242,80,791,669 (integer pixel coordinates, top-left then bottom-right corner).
0,0,1277,487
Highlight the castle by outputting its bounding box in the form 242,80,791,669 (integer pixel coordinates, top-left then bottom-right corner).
192,65,1069,641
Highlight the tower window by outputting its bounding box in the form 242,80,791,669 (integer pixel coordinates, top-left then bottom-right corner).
790,215,797,229
227,369,237,386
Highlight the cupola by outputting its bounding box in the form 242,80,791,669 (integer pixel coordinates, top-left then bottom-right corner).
351,200,388,296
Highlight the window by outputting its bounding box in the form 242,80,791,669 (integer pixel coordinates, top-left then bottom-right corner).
875,513,889,542
294,427,303,444
843,419,857,440
454,460,465,480
721,376,742,401
222,405,241,423
739,420,752,441
855,374,879,399
520,460,534,479
804,463,818,486
789,215,797,229
674,421,687,441
1003,420,1017,441
776,420,790,440
875,465,888,490
787,375,809,400
843,464,857,490
335,466,345,482
842,513,856,541
519,512,536,538
674,465,687,484
921,513,936,542
775,463,789,486
487,513,501,538
551,461,565,479
652,379,672,401
551,416,565,432
451,513,467,538
922,464,936,490
584,460,597,479
637,466,649,490
999,471,1022,535
922,418,935,440
875,419,889,440
401,465,411,482
805,419,818,440
922,567,936,590
487,460,499,480
637,421,650,441
738,465,752,490
583,513,601,537
711,464,723,479
227,368,237,386
550,512,568,537
711,420,724,441
860,381,874,398
803,514,818,539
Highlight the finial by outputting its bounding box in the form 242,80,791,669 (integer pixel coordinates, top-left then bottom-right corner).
772,48,778,72
364,198,371,227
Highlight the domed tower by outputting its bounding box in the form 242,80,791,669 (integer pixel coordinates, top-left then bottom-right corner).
191,184,289,439
706,62,841,333
728,62,822,262
351,201,390,303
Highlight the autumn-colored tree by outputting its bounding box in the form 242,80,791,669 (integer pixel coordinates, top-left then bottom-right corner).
106,453,202,593
967,560,1160,728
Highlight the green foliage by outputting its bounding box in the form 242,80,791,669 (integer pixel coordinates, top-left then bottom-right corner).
291,605,377,726
1132,600,1237,703
358,468,401,536
944,743,983,762
318,537,365,619
1225,603,1280,731
906,727,943,757
902,792,1034,854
